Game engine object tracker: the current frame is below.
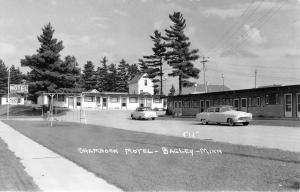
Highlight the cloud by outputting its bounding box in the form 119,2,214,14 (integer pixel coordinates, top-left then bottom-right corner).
203,7,243,19
241,24,266,45
0,42,16,57
113,9,129,17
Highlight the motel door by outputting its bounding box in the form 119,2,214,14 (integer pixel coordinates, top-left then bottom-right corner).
200,100,205,112
241,98,247,112
121,97,127,109
139,98,145,107
68,96,74,109
146,98,152,108
233,99,239,111
76,97,81,108
284,94,292,117
102,97,107,109
297,93,300,118
96,97,101,108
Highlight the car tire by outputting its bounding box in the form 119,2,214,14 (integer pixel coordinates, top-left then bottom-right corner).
227,118,235,126
242,122,249,126
152,118,155,120
202,119,208,125
131,115,135,120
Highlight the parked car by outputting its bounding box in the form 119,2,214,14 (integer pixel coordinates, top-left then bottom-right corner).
196,105,252,126
131,107,158,120
153,107,167,116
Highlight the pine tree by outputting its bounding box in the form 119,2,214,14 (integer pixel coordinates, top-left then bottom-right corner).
21,23,81,99
128,63,140,81
107,64,119,92
10,65,24,85
82,61,97,91
138,58,148,73
0,59,8,94
143,30,166,95
163,12,200,95
168,84,176,96
116,59,129,92
96,57,109,92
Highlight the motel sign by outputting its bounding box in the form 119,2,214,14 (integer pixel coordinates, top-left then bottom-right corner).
10,84,28,93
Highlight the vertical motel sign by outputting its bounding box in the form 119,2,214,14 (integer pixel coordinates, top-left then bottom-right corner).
9,84,28,94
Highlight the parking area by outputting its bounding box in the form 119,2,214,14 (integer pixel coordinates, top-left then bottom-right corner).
58,110,300,152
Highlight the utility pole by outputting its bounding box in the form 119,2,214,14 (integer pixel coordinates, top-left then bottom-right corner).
254,69,257,88
221,74,224,91
7,67,10,120
200,56,209,93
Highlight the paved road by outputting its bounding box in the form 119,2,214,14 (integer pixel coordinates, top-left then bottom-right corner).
58,110,300,153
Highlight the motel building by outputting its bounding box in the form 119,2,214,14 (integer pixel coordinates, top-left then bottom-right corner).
37,74,166,110
167,84,300,119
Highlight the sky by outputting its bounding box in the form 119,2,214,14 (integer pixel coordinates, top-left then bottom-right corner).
0,0,300,92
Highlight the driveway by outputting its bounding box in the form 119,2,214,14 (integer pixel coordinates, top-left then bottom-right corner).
58,110,300,152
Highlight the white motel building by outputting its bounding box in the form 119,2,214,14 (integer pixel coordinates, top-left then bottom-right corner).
37,74,166,110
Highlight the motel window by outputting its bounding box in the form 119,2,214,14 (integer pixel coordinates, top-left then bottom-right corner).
110,97,120,103
265,95,269,104
266,93,279,105
248,97,252,106
144,80,147,86
183,101,190,108
129,97,138,103
84,96,94,102
57,95,65,102
257,97,261,106
175,102,178,108
154,98,162,103
193,101,200,108
178,102,182,108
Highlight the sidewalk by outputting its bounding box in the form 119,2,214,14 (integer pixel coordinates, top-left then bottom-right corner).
0,121,121,192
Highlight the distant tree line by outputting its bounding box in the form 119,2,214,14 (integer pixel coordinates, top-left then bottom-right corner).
0,11,200,101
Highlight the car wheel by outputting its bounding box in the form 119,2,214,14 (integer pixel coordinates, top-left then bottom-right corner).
227,118,235,126
202,119,208,125
152,117,155,120
131,115,135,120
242,122,249,126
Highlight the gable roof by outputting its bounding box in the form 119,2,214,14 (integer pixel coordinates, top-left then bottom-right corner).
2,93,22,98
181,84,231,95
128,73,145,85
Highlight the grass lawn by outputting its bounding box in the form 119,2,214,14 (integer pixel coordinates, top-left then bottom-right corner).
0,137,39,191
4,120,300,191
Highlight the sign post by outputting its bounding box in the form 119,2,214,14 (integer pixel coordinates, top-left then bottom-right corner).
7,68,10,120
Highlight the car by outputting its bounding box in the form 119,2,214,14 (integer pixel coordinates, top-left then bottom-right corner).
131,107,158,120
153,107,167,116
196,105,252,126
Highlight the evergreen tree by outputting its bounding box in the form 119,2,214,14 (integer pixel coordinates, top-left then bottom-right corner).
116,59,130,92
137,58,148,73
106,64,119,92
10,65,24,85
0,59,8,94
163,12,200,95
127,63,140,81
143,30,166,95
96,57,109,92
21,23,81,99
168,84,176,96
82,61,97,91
